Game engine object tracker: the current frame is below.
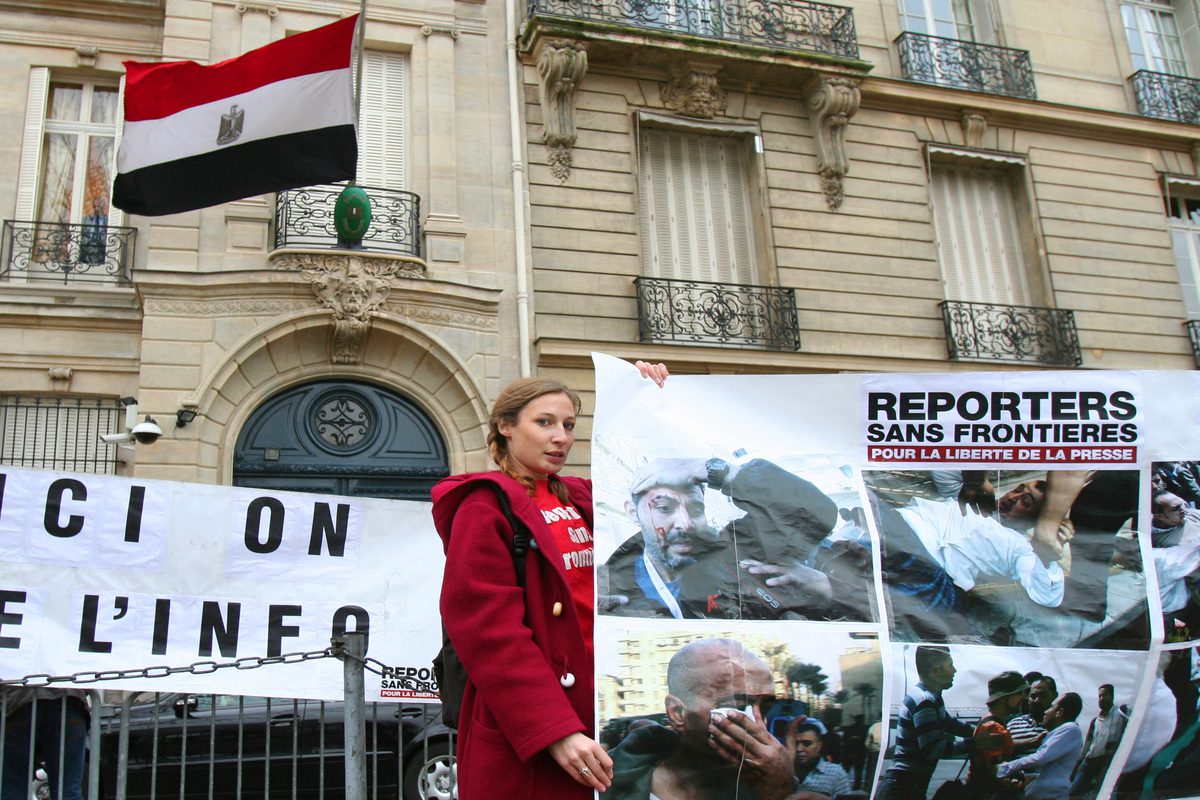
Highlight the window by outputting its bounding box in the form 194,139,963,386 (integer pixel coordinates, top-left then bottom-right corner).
929,156,1079,367
637,127,757,283
13,69,126,281
899,0,975,40
0,396,123,474
355,50,407,189
931,161,1032,306
1123,0,1188,74
39,81,120,232
1167,187,1200,318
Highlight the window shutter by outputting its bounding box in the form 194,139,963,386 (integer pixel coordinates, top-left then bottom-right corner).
932,163,1030,306
16,68,50,221
356,50,406,189
1172,227,1200,318
639,128,755,283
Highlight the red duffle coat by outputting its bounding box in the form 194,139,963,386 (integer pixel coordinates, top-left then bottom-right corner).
431,472,595,800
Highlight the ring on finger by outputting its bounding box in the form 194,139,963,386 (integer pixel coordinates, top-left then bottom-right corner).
580,766,591,778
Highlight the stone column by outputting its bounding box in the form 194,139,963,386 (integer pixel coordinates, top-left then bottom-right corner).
422,24,467,266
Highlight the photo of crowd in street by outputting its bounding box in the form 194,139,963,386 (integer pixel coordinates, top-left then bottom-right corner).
592,442,878,622
863,469,1148,649
596,624,883,800
878,644,1144,800
1116,642,1200,798
1148,461,1200,644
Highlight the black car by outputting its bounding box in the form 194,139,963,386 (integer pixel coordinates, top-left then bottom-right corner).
97,694,455,800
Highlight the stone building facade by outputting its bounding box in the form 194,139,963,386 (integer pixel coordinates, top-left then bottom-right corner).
519,0,1200,471
0,0,518,489
1,0,1199,486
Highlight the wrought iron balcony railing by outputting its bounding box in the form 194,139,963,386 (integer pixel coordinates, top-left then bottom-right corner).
940,300,1081,367
1,220,135,284
1186,320,1200,368
0,395,124,474
527,0,859,59
635,276,801,350
274,183,421,257
896,32,1036,99
1131,70,1200,124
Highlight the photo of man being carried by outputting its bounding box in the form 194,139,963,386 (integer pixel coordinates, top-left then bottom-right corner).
865,469,1146,649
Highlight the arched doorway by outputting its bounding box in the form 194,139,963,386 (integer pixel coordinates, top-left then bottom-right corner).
232,379,449,500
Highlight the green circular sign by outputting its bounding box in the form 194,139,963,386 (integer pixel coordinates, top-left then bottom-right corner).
334,185,372,243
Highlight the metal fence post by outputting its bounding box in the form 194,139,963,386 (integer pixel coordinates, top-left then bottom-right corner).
335,632,368,800
114,694,137,800
87,690,102,800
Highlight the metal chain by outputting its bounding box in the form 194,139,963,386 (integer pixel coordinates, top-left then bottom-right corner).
336,649,390,677
1,647,337,688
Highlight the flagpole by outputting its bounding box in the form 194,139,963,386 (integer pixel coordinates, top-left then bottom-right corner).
333,0,372,248
354,0,366,137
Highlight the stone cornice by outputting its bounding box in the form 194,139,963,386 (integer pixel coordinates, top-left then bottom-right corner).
136,269,500,332
0,29,161,58
863,75,1200,151
0,0,163,25
208,0,489,37
533,339,1161,374
0,284,141,325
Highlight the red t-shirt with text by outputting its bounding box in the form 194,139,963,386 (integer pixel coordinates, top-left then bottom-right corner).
533,480,594,658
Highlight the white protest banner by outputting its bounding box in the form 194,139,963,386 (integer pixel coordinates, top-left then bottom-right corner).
590,354,1200,800
0,467,443,702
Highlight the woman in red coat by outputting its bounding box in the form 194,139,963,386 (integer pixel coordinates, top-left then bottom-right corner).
432,364,667,799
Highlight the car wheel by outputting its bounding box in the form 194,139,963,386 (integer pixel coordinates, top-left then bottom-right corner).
404,739,456,800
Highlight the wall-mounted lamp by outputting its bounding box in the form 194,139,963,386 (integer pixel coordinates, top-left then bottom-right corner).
175,408,199,428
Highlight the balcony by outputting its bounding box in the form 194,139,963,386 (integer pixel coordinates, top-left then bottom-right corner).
1131,70,1200,124
525,0,859,59
896,32,1036,99
635,276,801,350
1,220,135,284
274,184,421,257
1187,320,1200,368
0,396,124,474
940,300,1080,367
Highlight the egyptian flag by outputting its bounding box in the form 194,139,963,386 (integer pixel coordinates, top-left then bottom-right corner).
113,14,358,216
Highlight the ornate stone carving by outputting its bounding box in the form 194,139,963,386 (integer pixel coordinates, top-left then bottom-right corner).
300,255,422,364
537,40,588,182
961,111,987,149
47,367,73,387
661,62,727,119
236,2,278,16
421,24,460,39
144,298,310,316
806,76,861,211
74,46,98,67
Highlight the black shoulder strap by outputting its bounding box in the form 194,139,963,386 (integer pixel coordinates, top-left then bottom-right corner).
486,483,534,587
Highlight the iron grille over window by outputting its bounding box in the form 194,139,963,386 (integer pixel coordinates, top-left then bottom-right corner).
896,32,1036,99
1131,69,1200,123
0,396,124,473
526,0,860,59
940,301,1081,367
274,184,421,257
2,220,135,284
1187,320,1200,368
635,276,801,350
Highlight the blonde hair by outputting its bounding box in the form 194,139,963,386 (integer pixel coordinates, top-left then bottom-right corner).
487,377,581,503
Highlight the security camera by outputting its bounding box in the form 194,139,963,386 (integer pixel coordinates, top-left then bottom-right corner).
130,415,163,445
